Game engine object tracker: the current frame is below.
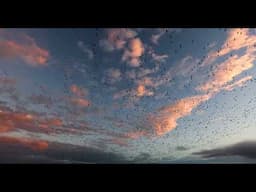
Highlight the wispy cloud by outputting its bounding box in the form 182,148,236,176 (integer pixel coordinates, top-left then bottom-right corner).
148,94,211,136
197,51,254,93
222,75,252,91
77,41,94,59
102,68,122,84
193,140,256,159
151,29,166,45
145,29,256,137
0,31,50,66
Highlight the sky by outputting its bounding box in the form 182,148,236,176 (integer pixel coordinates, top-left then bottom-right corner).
0,28,256,163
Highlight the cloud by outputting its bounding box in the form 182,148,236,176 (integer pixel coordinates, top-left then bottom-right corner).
77,41,94,59
0,136,48,151
124,130,147,139
0,34,49,66
193,141,256,159
70,98,91,108
0,105,63,133
176,146,189,151
0,137,127,163
70,84,88,97
0,76,16,85
99,28,137,52
102,68,122,84
122,38,145,67
145,30,256,137
151,28,182,45
222,75,252,91
202,28,256,67
148,94,211,136
151,29,165,45
0,76,17,95
147,45,169,63
99,29,145,67
197,52,254,93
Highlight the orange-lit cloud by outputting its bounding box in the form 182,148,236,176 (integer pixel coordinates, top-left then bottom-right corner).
0,76,16,85
223,75,252,91
136,84,154,97
197,52,254,93
0,136,48,151
0,106,63,133
71,98,90,107
148,29,256,137
122,38,145,67
124,130,147,139
202,28,256,66
70,84,87,97
149,94,211,136
100,28,137,51
0,39,49,66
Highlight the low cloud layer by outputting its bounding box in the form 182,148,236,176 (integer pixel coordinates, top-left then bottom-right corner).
193,141,256,160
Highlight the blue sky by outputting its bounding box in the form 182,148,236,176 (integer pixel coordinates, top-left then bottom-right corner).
0,28,256,163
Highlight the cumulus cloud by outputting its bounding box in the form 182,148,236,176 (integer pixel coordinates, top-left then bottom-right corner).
0,32,49,66
102,68,122,84
70,84,88,97
99,28,145,67
122,38,145,67
99,28,137,52
136,85,154,97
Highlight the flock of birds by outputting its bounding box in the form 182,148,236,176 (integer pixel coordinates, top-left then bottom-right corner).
0,28,255,161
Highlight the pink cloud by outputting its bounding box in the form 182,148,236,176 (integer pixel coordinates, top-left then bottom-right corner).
0,36,49,66
99,28,137,51
197,51,254,93
148,94,211,136
122,38,145,67
71,98,91,108
223,75,252,91
70,84,88,97
202,28,256,67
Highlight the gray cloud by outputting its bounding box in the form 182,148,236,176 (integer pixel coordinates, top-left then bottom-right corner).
77,41,94,59
193,141,256,159
0,139,128,163
176,146,189,151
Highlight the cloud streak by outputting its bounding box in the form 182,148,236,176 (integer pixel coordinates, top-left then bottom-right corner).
0,32,49,66
148,94,211,136
193,141,256,159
